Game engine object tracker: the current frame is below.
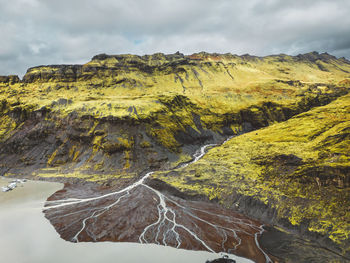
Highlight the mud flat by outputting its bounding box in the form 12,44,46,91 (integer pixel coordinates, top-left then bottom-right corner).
43,142,274,263
0,177,252,263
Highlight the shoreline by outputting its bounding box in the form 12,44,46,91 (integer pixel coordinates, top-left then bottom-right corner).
0,176,252,263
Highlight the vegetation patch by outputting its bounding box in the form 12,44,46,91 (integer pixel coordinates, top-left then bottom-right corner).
154,93,350,251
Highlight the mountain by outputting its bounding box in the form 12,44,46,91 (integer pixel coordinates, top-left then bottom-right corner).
0,51,349,261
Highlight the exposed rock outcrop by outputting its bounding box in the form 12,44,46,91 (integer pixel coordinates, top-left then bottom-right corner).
0,75,20,84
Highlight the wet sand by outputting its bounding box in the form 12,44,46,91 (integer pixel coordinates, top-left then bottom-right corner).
45,181,269,262
42,140,272,263
0,177,252,263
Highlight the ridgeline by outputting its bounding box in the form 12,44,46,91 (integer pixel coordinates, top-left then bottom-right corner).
1,51,349,262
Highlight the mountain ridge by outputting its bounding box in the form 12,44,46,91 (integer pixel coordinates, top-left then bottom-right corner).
0,50,349,262
1,51,349,82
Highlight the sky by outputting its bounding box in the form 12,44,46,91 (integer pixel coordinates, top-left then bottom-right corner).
1,0,350,77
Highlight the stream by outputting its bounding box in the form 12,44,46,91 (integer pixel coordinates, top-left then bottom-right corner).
43,139,273,263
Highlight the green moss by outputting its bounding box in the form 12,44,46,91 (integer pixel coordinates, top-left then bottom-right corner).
124,151,131,169
35,168,136,183
154,93,350,248
3,52,349,125
47,149,58,166
94,160,104,171
147,125,180,151
101,136,133,154
92,135,104,152
72,150,80,162
2,53,350,247
1,53,349,156
118,137,133,149
140,140,151,148
0,115,17,141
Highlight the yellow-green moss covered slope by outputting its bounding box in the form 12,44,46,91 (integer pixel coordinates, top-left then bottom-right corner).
153,93,350,250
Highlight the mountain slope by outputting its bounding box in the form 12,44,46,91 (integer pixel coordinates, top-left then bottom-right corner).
0,51,350,261
0,51,349,182
154,92,350,258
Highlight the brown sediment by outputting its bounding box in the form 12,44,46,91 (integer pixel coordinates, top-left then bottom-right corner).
44,182,274,263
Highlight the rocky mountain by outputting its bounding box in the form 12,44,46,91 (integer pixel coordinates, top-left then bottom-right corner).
0,51,349,262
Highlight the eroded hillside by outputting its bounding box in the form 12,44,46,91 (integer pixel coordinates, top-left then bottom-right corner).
154,92,350,259
0,51,350,261
1,51,349,182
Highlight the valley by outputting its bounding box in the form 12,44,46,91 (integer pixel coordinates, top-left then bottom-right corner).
1,51,350,262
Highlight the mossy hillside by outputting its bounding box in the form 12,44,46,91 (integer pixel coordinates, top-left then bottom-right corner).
153,93,350,250
2,52,350,119
1,52,349,149
0,115,17,142
43,118,174,172
0,83,346,156
4,88,345,186
0,51,350,184
0,95,204,185
33,167,137,183
0,108,156,180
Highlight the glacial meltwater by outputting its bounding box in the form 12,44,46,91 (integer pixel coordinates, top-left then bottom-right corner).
0,177,253,263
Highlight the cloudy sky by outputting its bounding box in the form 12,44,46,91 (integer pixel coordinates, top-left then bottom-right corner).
1,0,350,76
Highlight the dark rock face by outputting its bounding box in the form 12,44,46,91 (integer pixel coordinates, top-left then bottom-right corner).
216,192,350,263
13,51,349,84
21,53,190,83
0,112,170,176
295,165,350,187
22,65,83,83
92,52,186,62
0,102,232,179
296,51,340,63
260,225,350,263
0,75,20,84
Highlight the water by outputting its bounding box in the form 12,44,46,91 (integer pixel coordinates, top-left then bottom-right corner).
0,177,253,263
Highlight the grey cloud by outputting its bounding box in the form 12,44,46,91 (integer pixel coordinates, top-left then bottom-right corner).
0,0,350,77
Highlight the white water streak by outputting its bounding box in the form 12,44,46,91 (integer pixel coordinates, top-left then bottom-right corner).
254,225,273,263
44,136,271,260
